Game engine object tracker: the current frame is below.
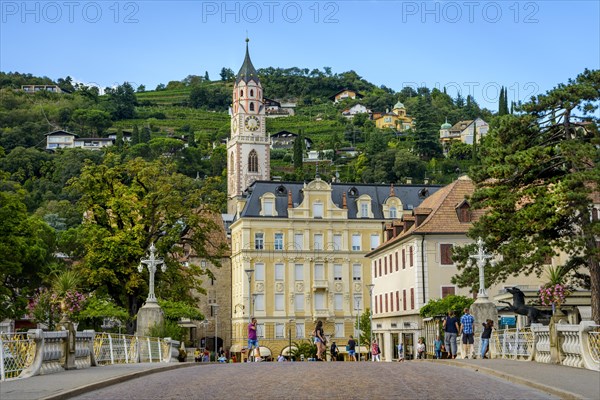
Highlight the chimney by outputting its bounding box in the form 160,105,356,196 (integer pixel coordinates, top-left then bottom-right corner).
342,192,347,209
288,189,293,209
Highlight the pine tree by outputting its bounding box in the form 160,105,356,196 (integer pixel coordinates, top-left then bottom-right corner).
204,71,210,81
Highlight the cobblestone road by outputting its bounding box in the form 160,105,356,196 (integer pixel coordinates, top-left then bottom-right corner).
72,362,558,400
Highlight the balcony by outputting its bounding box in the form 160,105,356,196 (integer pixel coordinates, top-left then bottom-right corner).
312,280,329,290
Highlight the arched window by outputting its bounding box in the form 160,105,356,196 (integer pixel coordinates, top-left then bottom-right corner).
250,89,254,97
390,206,397,219
248,150,258,173
250,102,255,111
240,90,244,97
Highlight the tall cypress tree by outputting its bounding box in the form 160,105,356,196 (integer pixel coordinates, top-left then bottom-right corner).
132,125,140,145
293,130,304,170
498,86,505,115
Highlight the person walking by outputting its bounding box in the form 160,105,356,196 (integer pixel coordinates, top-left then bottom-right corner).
433,335,443,359
313,320,326,361
480,319,494,359
459,308,475,359
247,317,261,362
443,310,460,359
330,341,339,361
416,337,426,359
371,339,381,361
397,341,405,362
347,335,357,361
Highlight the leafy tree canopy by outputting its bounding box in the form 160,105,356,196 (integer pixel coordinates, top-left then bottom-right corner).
452,69,600,322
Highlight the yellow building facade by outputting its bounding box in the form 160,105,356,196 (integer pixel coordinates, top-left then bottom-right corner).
228,179,442,359
375,102,414,131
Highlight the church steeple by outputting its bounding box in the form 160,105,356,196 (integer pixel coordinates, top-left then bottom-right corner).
227,39,269,214
236,38,260,84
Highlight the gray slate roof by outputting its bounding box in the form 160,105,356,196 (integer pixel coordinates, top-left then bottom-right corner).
239,180,443,219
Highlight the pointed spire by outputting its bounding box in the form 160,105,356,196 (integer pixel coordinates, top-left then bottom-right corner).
390,183,396,197
236,38,260,84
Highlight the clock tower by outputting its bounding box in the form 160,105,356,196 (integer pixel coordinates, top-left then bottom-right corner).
227,39,270,214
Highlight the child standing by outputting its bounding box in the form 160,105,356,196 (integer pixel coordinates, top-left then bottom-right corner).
434,335,443,359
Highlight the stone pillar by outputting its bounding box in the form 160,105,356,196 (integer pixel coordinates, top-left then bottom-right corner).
383,331,392,362
57,321,77,370
549,311,568,364
136,302,165,337
471,301,498,359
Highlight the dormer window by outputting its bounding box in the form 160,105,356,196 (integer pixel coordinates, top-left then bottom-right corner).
456,200,471,223
260,193,277,217
348,187,359,197
357,195,373,218
389,206,397,218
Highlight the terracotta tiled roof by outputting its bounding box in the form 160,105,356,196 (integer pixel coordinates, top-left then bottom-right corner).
368,176,481,255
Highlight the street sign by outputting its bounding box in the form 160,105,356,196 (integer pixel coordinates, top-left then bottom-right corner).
500,316,516,327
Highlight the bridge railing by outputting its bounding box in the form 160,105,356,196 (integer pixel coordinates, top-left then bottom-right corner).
492,327,534,360
0,330,180,381
493,321,599,371
0,333,37,381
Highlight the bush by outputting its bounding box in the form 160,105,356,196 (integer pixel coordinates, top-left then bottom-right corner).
148,320,185,341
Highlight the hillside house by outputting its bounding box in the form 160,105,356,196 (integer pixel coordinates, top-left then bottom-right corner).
440,118,489,154
374,102,414,131
329,89,363,103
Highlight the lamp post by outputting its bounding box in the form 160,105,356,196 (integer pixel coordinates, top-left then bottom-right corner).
244,268,255,321
354,295,361,361
470,237,493,302
288,319,293,361
213,304,219,361
367,284,375,361
138,243,166,303
200,320,210,350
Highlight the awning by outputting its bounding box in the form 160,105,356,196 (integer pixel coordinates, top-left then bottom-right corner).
281,345,298,356
229,345,272,357
257,346,271,357
229,344,243,353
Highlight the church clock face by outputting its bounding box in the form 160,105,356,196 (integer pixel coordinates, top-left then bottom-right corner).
244,115,260,131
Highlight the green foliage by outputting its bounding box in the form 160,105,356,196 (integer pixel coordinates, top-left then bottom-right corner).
64,155,227,325
158,299,204,321
51,269,82,297
357,308,372,346
79,295,129,322
419,295,475,318
290,340,317,360
0,179,55,320
453,69,600,322
148,320,185,341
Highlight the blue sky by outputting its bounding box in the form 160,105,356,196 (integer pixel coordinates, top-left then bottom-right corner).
1,1,599,110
